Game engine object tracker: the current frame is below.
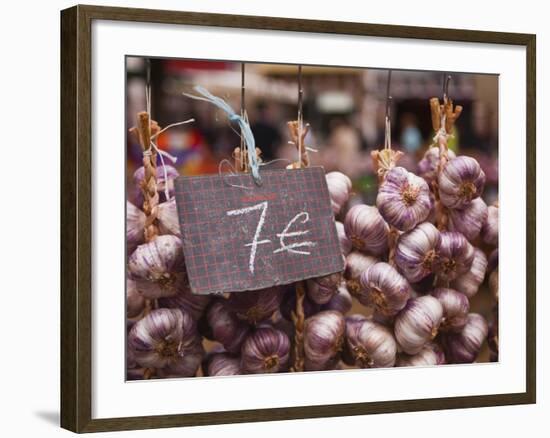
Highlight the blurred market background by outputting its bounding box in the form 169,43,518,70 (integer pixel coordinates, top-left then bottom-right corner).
126,57,498,207
126,58,498,363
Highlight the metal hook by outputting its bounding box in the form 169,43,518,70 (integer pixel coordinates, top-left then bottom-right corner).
297,65,303,122
443,73,452,100
146,58,152,116
385,70,393,120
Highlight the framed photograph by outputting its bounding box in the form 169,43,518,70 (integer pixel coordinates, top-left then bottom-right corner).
60,4,536,433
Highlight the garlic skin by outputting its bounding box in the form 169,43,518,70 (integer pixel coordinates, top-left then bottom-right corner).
335,221,352,255
326,171,352,215
304,310,346,365
482,204,499,246
376,167,432,232
394,295,444,354
304,355,340,372
241,327,290,374
343,314,397,368
127,235,186,299
205,353,242,377
344,251,378,298
344,205,389,255
442,313,488,363
157,198,181,238
435,231,475,281
432,288,470,332
128,308,201,374
438,156,486,209
227,287,284,324
127,278,145,319
322,284,353,314
447,198,488,242
395,222,440,283
206,300,250,354
158,285,211,322
359,262,411,317
307,272,342,305
396,344,445,367
451,248,488,298
127,201,146,253
418,147,456,183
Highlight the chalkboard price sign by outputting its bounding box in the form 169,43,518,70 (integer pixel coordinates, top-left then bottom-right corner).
174,167,345,295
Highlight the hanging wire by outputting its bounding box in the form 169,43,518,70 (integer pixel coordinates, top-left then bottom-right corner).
442,73,452,101
297,65,304,168
145,58,152,116
240,62,246,171
384,70,393,150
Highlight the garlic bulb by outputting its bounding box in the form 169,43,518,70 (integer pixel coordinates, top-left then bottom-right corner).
157,198,181,238
241,327,290,374
394,295,443,354
304,310,346,365
343,314,397,368
128,308,202,374
432,288,469,332
344,251,378,298
280,288,320,321
482,204,498,246
447,198,488,242
205,352,242,377
127,278,145,319
396,344,445,367
395,222,440,283
438,156,486,209
435,231,475,281
307,272,342,305
227,287,283,324
451,248,487,298
442,313,488,363
487,248,498,275
158,285,211,322
133,164,179,202
127,201,146,253
335,221,352,255
322,284,353,314
304,355,340,371
359,262,411,317
417,147,456,183
326,171,352,215
344,205,389,255
376,166,432,232
156,342,204,378
128,235,186,299
206,300,250,354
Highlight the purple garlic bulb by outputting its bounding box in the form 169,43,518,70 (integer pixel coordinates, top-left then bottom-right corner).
322,284,353,314
133,164,179,203
241,327,290,374
435,231,475,281
156,342,205,378
205,352,242,377
344,251,378,299
482,204,498,246
280,288,320,321
438,156,486,209
376,167,432,232
304,310,346,366
451,248,487,298
359,262,411,317
158,282,211,322
206,300,250,354
127,235,186,299
442,313,488,363
128,308,202,375
307,272,342,305
344,205,389,255
335,221,352,256
326,171,352,215
418,147,456,183
157,198,181,238
343,314,397,368
127,201,146,254
127,278,145,319
227,287,283,324
396,344,446,367
487,248,498,275
394,296,444,354
432,288,470,332
447,198,488,242
395,222,441,283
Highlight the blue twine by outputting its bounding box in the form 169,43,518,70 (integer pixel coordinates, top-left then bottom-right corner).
183,86,262,185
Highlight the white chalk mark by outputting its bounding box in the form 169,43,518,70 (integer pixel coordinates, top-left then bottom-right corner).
226,201,271,274
273,212,317,255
